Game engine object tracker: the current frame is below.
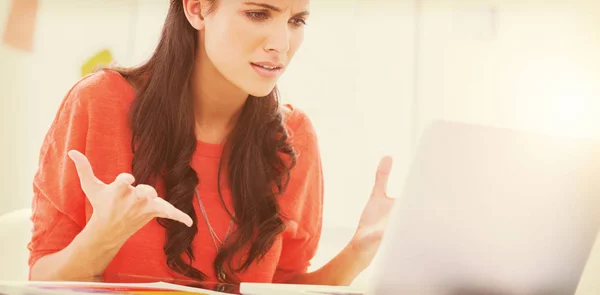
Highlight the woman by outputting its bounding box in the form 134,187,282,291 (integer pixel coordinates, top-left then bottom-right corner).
27,0,395,286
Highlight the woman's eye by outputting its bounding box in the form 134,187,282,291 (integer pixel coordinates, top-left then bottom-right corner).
290,18,307,27
246,11,269,20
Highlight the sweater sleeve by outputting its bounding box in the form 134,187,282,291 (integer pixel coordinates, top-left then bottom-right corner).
27,76,95,271
272,112,324,283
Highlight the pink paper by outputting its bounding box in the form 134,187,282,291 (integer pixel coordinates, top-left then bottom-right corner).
2,0,39,52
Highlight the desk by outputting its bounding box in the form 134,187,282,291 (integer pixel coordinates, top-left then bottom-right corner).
0,274,240,295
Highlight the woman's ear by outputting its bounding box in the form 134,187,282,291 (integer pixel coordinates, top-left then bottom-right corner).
183,0,205,30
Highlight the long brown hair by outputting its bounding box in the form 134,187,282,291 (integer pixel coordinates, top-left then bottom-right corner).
112,0,296,283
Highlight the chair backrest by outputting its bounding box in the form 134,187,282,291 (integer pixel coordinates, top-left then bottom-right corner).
0,208,32,281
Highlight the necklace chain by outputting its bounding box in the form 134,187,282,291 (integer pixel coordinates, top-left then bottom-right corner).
195,188,234,251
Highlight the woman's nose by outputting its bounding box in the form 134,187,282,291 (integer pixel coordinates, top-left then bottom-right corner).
263,24,291,54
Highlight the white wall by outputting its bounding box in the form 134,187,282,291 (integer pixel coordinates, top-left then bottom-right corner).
0,0,33,215
0,0,137,215
416,0,600,140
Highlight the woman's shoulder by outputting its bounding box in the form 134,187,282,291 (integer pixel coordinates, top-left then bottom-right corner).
77,69,135,103
281,104,320,161
39,69,136,185
281,104,318,141
50,69,136,142
65,69,135,109
43,69,134,153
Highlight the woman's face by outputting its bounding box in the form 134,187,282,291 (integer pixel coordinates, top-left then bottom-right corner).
188,0,310,97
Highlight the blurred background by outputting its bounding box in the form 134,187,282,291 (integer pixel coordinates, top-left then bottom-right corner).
0,0,599,286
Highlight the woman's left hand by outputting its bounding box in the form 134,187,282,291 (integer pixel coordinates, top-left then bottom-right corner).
350,156,396,263
285,157,396,285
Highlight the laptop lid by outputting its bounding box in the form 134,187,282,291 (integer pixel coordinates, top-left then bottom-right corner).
368,121,600,295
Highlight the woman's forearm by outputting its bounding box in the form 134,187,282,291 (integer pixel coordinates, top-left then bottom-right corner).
29,220,122,281
285,242,371,286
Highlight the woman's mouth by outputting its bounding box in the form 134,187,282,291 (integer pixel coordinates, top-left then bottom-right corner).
251,62,284,78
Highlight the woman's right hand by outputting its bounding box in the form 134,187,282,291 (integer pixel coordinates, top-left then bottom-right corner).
67,149,193,248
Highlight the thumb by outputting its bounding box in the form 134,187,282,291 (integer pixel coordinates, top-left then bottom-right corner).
371,156,393,197
68,150,105,194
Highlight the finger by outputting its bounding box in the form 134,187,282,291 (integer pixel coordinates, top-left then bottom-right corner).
116,173,135,185
134,184,158,201
371,156,393,197
110,173,135,195
151,198,193,227
68,150,105,192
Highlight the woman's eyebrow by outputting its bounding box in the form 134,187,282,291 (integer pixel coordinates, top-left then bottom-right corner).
243,1,310,17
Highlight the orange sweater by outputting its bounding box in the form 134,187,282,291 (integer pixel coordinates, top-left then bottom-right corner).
28,70,324,284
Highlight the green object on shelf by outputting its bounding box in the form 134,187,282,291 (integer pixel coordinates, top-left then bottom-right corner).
81,49,113,77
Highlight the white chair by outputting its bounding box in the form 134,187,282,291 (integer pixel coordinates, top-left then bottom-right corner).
575,229,600,294
0,208,32,281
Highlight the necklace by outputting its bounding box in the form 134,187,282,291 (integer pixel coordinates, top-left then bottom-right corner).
195,187,235,250
195,188,234,282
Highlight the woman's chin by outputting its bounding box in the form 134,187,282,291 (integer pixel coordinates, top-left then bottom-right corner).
246,85,277,98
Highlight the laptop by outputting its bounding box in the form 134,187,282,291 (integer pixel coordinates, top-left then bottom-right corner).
366,120,600,295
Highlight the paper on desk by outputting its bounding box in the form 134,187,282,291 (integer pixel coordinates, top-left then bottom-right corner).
239,282,364,295
0,280,229,295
